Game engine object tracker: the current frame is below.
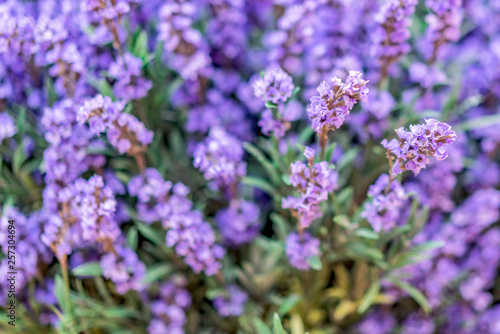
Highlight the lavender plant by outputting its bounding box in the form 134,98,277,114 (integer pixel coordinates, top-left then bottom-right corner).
0,1,499,333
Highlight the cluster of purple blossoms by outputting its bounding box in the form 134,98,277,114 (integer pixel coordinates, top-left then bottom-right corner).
405,148,463,213
0,208,52,305
78,94,154,155
215,199,261,247
307,71,369,135
193,127,246,191
424,0,463,63
108,52,152,100
382,118,457,176
185,86,253,141
66,175,120,245
357,308,396,334
100,244,146,294
350,89,395,142
206,0,249,64
82,0,137,48
213,284,248,317
253,64,294,104
148,276,192,334
361,173,408,233
158,1,211,80
285,232,321,271
41,175,120,258
41,99,106,186
252,64,300,138
372,0,418,77
282,147,338,229
128,168,225,276
0,112,16,143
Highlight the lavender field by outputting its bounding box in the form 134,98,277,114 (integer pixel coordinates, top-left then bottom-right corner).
0,0,500,333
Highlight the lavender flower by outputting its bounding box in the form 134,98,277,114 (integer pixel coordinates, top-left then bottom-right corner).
0,112,16,143
373,0,418,78
307,71,368,135
158,1,211,80
357,308,396,334
148,276,192,334
100,245,146,294
108,52,152,100
41,175,121,258
128,168,226,276
253,64,294,104
215,199,261,247
285,231,321,271
382,118,457,176
282,147,338,228
361,174,408,233
424,0,463,63
213,285,248,317
165,210,226,276
193,126,246,190
78,95,153,155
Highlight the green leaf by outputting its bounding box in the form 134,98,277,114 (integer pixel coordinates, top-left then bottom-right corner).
252,317,273,334
102,307,138,319
241,176,280,199
307,256,322,271
206,288,226,300
270,213,289,241
333,215,351,229
410,240,444,254
265,101,278,109
132,30,148,59
72,262,103,277
357,280,380,314
337,147,361,171
127,226,138,250
278,294,301,316
142,264,172,285
346,242,384,261
244,143,280,183
355,228,379,240
290,86,300,99
455,114,500,131
12,141,27,175
273,313,288,334
325,142,337,162
388,278,430,313
54,274,69,313
135,221,164,246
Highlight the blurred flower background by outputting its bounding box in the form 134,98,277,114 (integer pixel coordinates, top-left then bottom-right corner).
0,0,499,333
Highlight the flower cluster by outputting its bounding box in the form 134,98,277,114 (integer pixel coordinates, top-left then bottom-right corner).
193,127,246,191
373,0,418,77
108,52,152,100
148,276,192,334
100,244,146,294
128,168,225,275
361,174,408,233
78,94,153,155
215,199,261,247
253,64,299,138
253,64,294,104
424,0,463,63
0,112,16,143
285,232,321,271
1,0,500,332
382,118,457,176
158,1,211,80
282,147,338,229
307,71,369,135
214,285,248,317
